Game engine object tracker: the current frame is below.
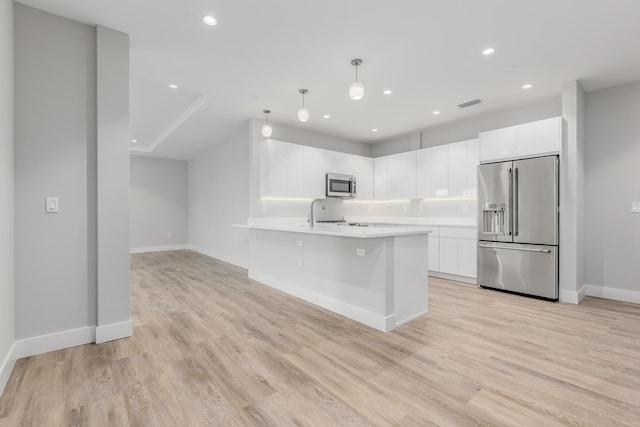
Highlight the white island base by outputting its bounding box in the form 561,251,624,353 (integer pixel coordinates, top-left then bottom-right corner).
247,227,430,332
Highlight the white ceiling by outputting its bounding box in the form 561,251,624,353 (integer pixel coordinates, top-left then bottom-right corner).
18,0,640,159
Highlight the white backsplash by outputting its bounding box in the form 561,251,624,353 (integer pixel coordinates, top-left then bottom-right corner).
255,197,477,220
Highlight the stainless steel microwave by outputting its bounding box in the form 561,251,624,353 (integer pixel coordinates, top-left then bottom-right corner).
326,173,356,198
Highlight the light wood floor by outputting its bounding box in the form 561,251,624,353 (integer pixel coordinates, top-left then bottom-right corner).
1,250,639,426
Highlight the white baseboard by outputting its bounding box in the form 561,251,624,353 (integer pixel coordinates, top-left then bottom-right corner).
0,342,17,397
430,271,477,285
395,309,429,328
559,284,586,304
130,244,188,254
585,284,640,304
189,245,248,269
14,326,96,359
250,270,394,332
96,319,133,344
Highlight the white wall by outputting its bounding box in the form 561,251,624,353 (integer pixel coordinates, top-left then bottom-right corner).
189,127,250,268
372,96,562,157
584,81,640,302
14,6,131,349
0,0,15,394
131,156,188,250
14,4,97,339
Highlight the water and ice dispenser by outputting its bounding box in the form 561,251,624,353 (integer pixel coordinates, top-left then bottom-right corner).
481,203,505,235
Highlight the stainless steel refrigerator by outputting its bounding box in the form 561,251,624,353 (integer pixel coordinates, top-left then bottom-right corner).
477,156,559,300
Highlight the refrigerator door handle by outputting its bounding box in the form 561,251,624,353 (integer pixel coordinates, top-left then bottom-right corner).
508,168,513,236
514,167,519,236
479,244,552,253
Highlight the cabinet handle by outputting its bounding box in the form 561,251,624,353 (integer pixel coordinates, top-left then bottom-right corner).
479,244,551,253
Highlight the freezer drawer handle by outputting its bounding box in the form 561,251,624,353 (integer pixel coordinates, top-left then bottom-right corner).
479,244,552,253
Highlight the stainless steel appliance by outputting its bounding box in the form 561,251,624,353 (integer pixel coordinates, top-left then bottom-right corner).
326,173,356,198
477,156,559,299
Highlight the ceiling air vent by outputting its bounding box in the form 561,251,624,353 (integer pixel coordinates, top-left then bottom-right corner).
457,98,482,109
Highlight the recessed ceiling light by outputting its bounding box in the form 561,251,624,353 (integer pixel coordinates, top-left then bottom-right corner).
372,128,378,133
433,110,441,115
130,139,137,143
323,114,330,119
383,89,392,95
202,15,217,26
168,84,178,89
522,83,534,90
482,47,496,56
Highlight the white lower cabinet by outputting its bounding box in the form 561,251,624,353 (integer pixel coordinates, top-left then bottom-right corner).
439,237,459,275
436,227,477,279
457,239,477,278
428,236,439,272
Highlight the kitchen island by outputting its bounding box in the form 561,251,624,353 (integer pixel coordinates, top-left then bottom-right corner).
236,222,431,332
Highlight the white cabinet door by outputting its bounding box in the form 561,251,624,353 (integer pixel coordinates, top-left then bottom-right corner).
428,236,440,272
387,151,417,199
325,150,354,175
448,138,479,197
373,156,388,200
353,155,373,200
260,139,288,197
457,239,477,278
417,145,449,198
287,143,305,198
516,117,561,157
479,126,517,162
303,146,326,199
439,237,458,275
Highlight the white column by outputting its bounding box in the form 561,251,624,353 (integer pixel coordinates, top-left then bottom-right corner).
96,26,132,342
560,80,586,303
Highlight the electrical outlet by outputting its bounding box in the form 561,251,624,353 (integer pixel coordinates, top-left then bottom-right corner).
262,204,268,214
356,248,366,257
462,204,469,214
167,232,172,238
402,206,408,214
298,257,303,268
632,202,640,213
297,240,304,248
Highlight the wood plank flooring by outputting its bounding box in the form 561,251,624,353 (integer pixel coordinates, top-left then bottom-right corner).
1,249,639,426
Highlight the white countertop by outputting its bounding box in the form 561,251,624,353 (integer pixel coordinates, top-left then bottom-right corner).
234,223,433,239
246,216,476,228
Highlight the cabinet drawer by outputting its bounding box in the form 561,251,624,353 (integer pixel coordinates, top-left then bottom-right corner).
439,226,476,239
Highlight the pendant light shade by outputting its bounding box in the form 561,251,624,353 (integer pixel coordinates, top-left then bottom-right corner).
349,59,364,100
261,109,273,138
298,89,309,122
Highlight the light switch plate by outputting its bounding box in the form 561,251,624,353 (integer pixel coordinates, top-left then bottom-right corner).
356,248,366,257
632,202,640,213
46,197,59,213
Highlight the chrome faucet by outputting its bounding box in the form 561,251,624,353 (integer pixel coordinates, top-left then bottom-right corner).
309,198,325,227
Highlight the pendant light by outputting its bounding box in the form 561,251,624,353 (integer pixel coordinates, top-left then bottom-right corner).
349,59,364,100
298,89,310,122
261,109,273,138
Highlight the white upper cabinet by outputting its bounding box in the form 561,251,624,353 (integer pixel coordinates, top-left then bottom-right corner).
302,146,327,199
516,117,562,158
260,139,288,197
417,145,449,198
259,139,374,200
448,138,479,197
353,155,374,200
479,117,562,163
324,150,354,176
373,156,388,200
387,151,417,199
479,126,517,162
